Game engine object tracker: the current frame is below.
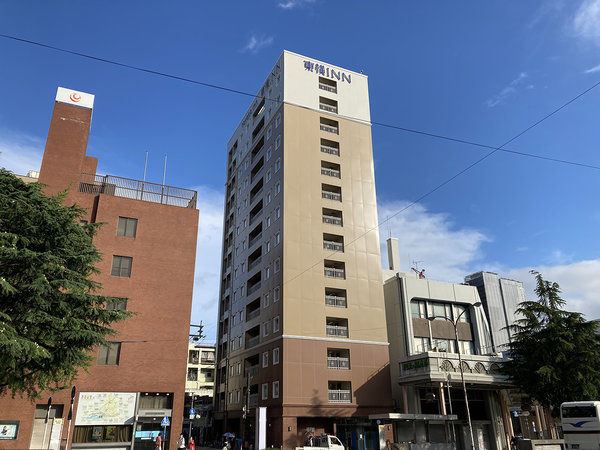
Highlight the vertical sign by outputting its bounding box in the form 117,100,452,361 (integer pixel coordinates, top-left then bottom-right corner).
256,407,266,450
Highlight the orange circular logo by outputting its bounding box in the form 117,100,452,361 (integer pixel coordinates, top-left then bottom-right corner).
70,93,82,102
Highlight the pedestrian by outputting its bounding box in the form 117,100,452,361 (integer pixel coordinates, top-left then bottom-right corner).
178,433,186,449
155,432,162,450
188,437,196,450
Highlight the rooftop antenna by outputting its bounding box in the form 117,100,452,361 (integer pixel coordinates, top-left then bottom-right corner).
411,260,426,279
386,216,391,239
140,151,148,201
160,154,167,204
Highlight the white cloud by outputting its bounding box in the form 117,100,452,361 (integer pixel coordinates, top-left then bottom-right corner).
528,0,565,28
0,131,44,175
485,72,529,108
278,0,315,10
241,34,274,55
573,0,600,47
378,201,490,283
189,186,224,345
505,260,600,320
584,63,600,73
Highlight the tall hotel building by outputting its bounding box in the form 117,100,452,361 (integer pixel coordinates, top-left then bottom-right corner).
214,51,392,448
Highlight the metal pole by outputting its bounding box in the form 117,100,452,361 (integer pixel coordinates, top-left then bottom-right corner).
189,395,194,443
447,374,456,444
455,321,476,450
42,397,52,450
141,151,148,201
161,154,167,204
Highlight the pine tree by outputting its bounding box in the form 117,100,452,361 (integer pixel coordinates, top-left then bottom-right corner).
0,170,131,398
502,270,600,408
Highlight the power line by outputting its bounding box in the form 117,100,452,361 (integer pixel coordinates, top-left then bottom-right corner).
1,32,599,171
282,77,600,287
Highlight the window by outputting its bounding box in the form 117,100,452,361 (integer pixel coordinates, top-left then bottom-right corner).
231,339,236,350
266,216,271,227
265,241,271,253
237,362,242,375
431,338,456,353
97,342,121,365
275,136,281,149
266,170,272,182
275,158,281,172
263,293,270,308
410,300,427,319
262,383,268,400
275,207,281,219
117,217,137,237
235,390,240,403
273,316,280,332
267,127,272,139
111,256,132,277
273,347,280,365
274,287,280,302
274,258,280,273
262,351,269,368
266,192,271,204
275,182,281,194
275,114,281,127
267,147,272,160
431,302,452,321
228,392,233,404
79,220,88,226
229,365,234,377
265,267,271,280
275,232,281,245
105,298,127,310
187,368,198,381
272,381,280,398
263,322,269,337
455,304,472,323
413,337,430,353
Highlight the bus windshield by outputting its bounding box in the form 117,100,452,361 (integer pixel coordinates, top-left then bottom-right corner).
562,406,597,418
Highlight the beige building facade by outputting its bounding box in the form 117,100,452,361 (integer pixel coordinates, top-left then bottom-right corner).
214,51,392,450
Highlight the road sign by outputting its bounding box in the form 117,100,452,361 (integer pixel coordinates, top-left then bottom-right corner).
161,416,170,427
189,408,196,415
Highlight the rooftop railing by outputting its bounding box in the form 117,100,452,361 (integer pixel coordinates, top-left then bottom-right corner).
79,173,197,209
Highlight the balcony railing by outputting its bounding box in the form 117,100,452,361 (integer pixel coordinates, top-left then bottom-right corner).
246,336,260,349
319,103,338,114
326,325,348,338
321,167,341,178
322,215,342,226
250,186,263,204
248,256,262,271
201,357,215,364
327,357,350,370
328,389,351,403
324,267,345,279
245,365,259,378
249,210,263,226
320,124,338,134
246,309,260,321
325,295,347,308
321,145,340,156
249,393,258,407
247,281,261,295
319,83,337,94
323,241,344,252
79,173,197,209
249,232,263,248
322,191,341,201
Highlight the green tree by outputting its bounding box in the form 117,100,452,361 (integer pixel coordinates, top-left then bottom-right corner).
502,270,600,408
0,169,131,398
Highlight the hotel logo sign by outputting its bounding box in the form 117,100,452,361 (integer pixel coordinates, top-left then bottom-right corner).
56,87,95,109
304,60,352,84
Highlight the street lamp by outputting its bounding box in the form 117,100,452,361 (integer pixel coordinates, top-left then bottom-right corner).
428,301,481,450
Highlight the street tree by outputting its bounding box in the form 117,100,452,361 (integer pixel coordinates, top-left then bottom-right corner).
0,169,131,398
502,270,600,408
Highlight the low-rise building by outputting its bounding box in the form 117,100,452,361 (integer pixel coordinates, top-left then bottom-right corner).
376,238,514,450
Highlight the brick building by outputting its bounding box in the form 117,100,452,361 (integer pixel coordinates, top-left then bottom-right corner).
0,87,199,450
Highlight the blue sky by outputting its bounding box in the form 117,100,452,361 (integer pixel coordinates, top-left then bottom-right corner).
1,1,600,342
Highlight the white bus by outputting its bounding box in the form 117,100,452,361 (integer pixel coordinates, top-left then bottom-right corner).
561,401,600,450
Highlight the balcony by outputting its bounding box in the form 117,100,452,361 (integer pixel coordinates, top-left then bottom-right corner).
324,267,345,279
247,281,261,295
323,240,344,252
320,124,338,134
321,167,341,178
319,103,338,114
246,336,260,349
325,294,347,308
321,145,340,156
249,230,263,248
322,215,342,226
319,83,337,94
326,325,348,338
327,357,350,370
245,365,259,378
322,191,341,202
397,351,510,387
246,308,260,321
249,393,258,407
248,256,262,271
79,173,197,209
328,389,351,403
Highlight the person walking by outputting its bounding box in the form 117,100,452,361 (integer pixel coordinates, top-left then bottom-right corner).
177,433,186,449
155,432,162,450
188,437,196,450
